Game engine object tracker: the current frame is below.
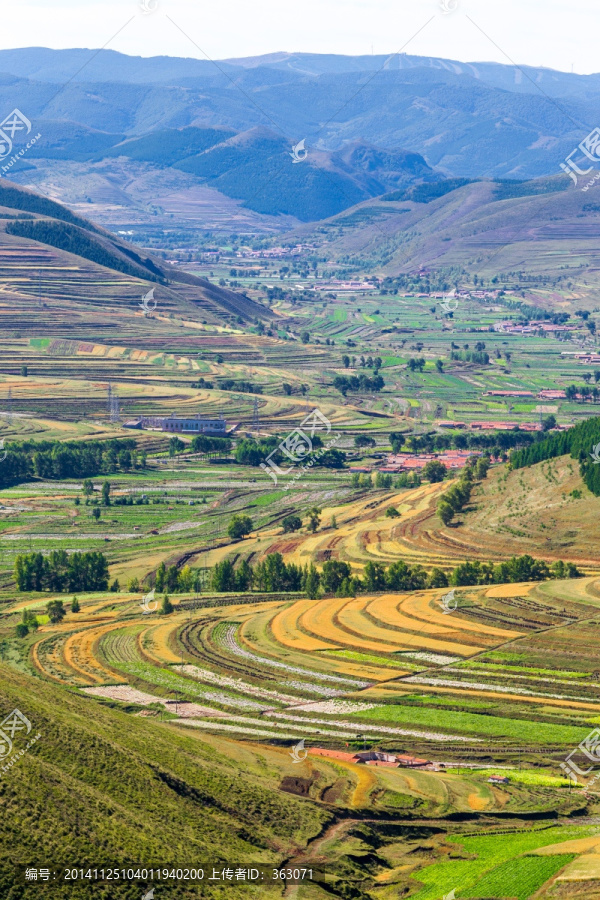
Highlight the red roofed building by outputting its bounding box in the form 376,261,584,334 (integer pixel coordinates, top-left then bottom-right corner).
485,390,534,397
383,451,476,472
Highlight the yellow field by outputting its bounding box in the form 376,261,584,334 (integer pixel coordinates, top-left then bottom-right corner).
336,596,478,656
299,595,403,653
62,621,134,684
138,618,186,665
396,592,522,640
270,599,339,651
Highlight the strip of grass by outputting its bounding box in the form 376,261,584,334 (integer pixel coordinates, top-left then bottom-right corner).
411,827,594,900
354,703,591,745
458,661,590,679
462,853,575,900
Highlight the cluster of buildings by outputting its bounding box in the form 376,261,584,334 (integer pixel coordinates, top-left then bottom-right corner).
306,748,511,785
494,320,575,335
380,450,476,473
124,414,227,435
237,244,313,258
309,748,433,768
438,420,543,432
564,351,600,365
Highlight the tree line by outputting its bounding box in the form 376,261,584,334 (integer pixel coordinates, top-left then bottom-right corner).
437,456,490,526
510,415,600,496
14,551,109,592
333,374,384,395
209,551,580,598
234,436,346,470
0,437,142,489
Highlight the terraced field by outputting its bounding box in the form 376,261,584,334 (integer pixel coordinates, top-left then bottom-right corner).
9,574,600,762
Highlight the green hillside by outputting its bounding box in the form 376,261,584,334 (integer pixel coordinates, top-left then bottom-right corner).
0,665,328,898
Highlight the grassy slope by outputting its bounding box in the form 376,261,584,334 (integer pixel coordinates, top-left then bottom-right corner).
0,664,329,897
460,454,600,565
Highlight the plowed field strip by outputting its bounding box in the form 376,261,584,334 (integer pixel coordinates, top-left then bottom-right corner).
271,600,339,651
63,621,141,684
140,618,187,665
397,593,523,639
336,597,481,657
362,682,600,712
299,596,402,653
366,593,475,638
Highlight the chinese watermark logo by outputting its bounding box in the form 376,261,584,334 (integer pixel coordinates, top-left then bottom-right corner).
290,738,308,763
289,139,307,164
140,588,158,615
439,0,458,13
560,726,600,788
561,126,600,190
590,442,600,464
0,708,41,777
0,108,41,178
440,589,457,614
0,109,31,160
139,0,159,13
0,439,6,463
440,293,459,314
443,890,457,900
139,287,157,314
0,708,31,759
260,408,340,487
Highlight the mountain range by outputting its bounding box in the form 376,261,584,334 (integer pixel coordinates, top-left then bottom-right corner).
1,47,599,221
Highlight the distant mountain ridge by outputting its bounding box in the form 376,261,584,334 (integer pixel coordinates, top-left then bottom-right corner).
1,47,599,219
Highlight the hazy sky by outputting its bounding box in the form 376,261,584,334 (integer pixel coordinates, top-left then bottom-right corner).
0,0,597,75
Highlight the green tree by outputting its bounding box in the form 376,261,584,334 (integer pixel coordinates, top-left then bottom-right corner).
306,506,322,533
101,481,111,506
118,449,132,470
427,567,449,588
389,432,405,453
355,435,376,448
70,596,80,612
282,514,302,533
438,501,454,526
227,514,253,540
110,578,120,592
92,507,100,520
363,561,386,592
304,563,320,600
21,608,38,631
160,594,174,615
211,560,236,591
20,365,28,377
82,479,94,497
422,460,447,483
165,565,180,592
15,623,29,638
46,600,66,624
169,436,185,457
321,560,352,593
155,561,166,592
127,576,140,592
